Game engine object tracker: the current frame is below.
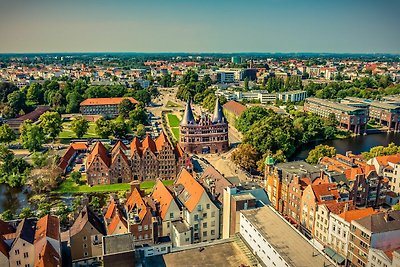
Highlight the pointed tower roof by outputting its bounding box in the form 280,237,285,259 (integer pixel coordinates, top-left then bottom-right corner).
180,99,196,126
212,97,226,124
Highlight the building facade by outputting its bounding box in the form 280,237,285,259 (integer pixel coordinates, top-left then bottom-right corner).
179,99,229,154
80,97,139,118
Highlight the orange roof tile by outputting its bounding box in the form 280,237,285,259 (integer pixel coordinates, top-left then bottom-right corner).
34,240,61,267
71,143,88,150
142,135,157,154
311,183,340,203
223,100,247,117
112,140,128,154
338,207,378,223
155,131,171,151
130,137,142,156
104,201,116,220
107,210,127,235
80,97,139,106
125,188,148,221
87,142,110,168
375,154,400,166
151,180,176,220
324,200,354,215
34,215,60,243
175,169,205,212
58,146,76,171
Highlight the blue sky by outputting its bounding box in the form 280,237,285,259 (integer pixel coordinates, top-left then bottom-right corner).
0,0,399,53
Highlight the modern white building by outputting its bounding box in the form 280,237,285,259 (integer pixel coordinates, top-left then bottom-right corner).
240,206,334,267
367,248,400,267
277,90,307,103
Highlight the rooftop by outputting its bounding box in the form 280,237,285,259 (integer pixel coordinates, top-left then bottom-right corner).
80,97,139,106
307,97,365,113
241,206,334,267
275,161,322,176
354,210,400,233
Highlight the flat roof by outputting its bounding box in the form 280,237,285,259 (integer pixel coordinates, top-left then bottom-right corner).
306,97,364,113
145,241,252,267
275,161,322,175
241,206,334,267
344,97,400,111
233,193,256,201
172,220,190,234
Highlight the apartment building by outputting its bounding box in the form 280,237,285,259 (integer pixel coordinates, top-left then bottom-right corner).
304,97,368,134
173,168,220,243
69,206,107,265
368,154,400,193
80,97,139,118
367,248,400,267
348,211,400,267
328,208,377,264
216,69,242,83
343,97,400,131
240,206,334,267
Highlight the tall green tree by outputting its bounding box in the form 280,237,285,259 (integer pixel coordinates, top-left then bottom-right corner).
113,116,129,139
95,117,113,139
0,123,16,143
39,112,63,141
118,99,135,118
306,145,336,164
19,120,46,151
71,116,89,138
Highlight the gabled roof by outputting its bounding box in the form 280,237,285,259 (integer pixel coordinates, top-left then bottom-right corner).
70,206,107,237
87,142,110,168
142,135,157,154
223,100,247,117
374,154,400,166
310,183,340,203
130,137,142,157
107,210,127,235
125,188,148,221
175,168,205,212
151,180,177,220
324,201,354,215
104,201,117,220
0,237,8,258
111,147,130,166
0,219,14,235
14,218,36,245
338,207,377,223
80,97,139,106
58,146,76,171
155,131,171,151
111,140,128,154
71,142,88,151
34,240,61,267
34,215,60,243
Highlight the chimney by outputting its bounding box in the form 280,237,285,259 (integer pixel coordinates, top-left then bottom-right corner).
384,212,390,222
344,202,349,212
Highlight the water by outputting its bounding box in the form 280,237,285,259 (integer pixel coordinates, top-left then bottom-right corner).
292,132,400,160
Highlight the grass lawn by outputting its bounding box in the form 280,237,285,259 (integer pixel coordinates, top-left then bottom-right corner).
172,128,180,140
166,101,182,108
167,114,181,127
55,178,174,194
59,121,99,139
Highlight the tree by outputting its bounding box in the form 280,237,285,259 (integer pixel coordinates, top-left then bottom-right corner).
71,171,82,185
113,116,129,139
37,201,51,218
237,106,274,132
306,145,336,164
231,144,258,171
39,112,63,141
0,210,13,221
72,196,82,213
0,123,16,143
90,196,101,212
118,99,135,118
136,124,146,138
65,91,82,113
19,207,34,219
129,104,147,128
27,83,42,104
95,117,113,139
0,82,18,103
31,152,49,167
19,120,46,152
71,116,89,138
244,77,249,91
7,90,26,114
393,203,400,211
362,143,400,160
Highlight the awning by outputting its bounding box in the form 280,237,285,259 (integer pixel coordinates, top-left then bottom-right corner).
324,247,345,265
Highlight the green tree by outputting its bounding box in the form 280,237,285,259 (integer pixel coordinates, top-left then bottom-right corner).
136,124,146,138
95,117,113,139
244,77,249,91
31,152,49,167
39,112,63,141
71,171,82,185
393,203,400,211
27,83,42,104
7,90,26,114
0,123,16,143
237,106,273,132
118,99,135,118
129,104,147,128
306,145,336,164
71,116,89,138
0,210,13,221
90,196,101,212
37,202,51,218
19,207,34,219
65,91,82,113
19,120,46,152
231,144,258,171
72,196,82,212
113,116,129,139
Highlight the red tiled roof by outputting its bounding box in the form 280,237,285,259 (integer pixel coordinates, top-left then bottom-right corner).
71,143,88,151
87,142,110,168
107,209,127,235
112,140,128,154
175,168,205,212
142,135,157,154
80,97,139,106
223,100,247,117
34,240,61,267
34,215,60,243
125,188,148,221
375,154,400,166
130,137,142,157
151,180,175,220
104,201,116,220
311,183,340,204
155,131,171,151
338,207,378,223
325,200,354,215
58,146,76,171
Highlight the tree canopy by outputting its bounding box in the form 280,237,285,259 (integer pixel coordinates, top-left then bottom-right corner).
306,145,336,164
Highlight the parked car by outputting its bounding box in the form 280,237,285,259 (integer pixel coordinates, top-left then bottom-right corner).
79,165,85,172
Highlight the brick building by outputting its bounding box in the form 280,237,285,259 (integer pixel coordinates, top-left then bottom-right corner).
179,99,229,154
80,97,139,118
86,132,191,185
304,97,368,134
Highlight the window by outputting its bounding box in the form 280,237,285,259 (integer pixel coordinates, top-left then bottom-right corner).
83,236,87,240
144,225,148,230
170,212,174,219
83,244,87,248
16,261,21,266
203,222,207,228
203,212,207,218
206,204,210,209
15,249,20,255
211,221,215,227
23,252,29,258
138,225,142,231
211,211,215,217
211,230,215,235
25,265,29,267
84,252,88,257
203,231,207,237
194,214,199,221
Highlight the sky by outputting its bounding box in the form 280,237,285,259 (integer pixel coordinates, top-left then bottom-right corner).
0,0,399,54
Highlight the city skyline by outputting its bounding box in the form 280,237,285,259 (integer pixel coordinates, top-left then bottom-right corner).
0,0,399,54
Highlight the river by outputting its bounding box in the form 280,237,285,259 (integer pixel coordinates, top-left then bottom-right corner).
292,132,400,160
0,132,399,214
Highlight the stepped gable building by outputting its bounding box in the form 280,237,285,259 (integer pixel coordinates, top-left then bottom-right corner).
179,98,229,154
86,132,191,185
